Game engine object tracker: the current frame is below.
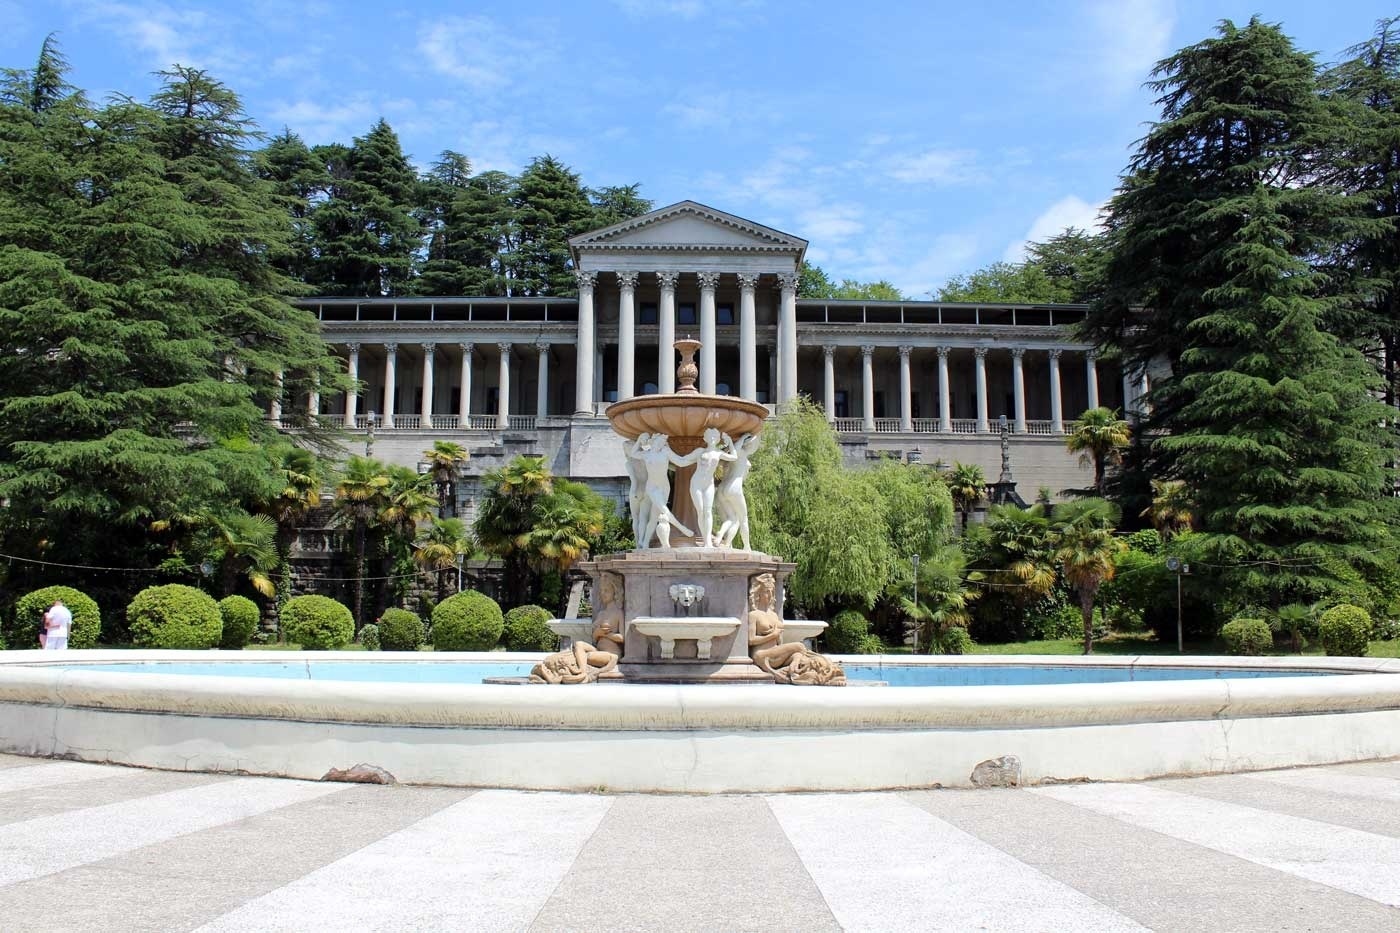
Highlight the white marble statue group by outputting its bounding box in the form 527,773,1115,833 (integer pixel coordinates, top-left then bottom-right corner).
625,427,760,550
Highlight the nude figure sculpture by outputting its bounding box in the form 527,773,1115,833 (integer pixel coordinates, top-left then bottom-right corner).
672,427,736,548
715,432,759,551
626,432,693,548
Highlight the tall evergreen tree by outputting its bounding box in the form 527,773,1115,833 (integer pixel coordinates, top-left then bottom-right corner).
255,129,325,284
415,150,476,295
453,169,515,295
511,155,593,295
588,183,652,229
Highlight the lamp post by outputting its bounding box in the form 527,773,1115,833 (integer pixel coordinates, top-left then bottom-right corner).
365,410,377,458
910,552,921,654
1166,556,1192,653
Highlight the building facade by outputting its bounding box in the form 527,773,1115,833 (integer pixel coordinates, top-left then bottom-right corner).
295,202,1145,515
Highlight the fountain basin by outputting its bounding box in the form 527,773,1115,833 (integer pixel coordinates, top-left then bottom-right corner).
630,616,740,660
780,621,828,646
605,394,767,455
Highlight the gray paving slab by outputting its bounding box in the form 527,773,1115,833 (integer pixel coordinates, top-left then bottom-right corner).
0,767,226,827
0,752,45,769
529,794,840,933
906,786,1400,933
0,783,473,933
1157,771,1400,838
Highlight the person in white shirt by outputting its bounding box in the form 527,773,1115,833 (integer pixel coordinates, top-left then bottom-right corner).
43,599,72,651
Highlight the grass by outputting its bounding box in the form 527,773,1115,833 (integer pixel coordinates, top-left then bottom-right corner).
967,631,1400,658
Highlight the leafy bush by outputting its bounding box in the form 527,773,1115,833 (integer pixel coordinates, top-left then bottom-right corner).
1221,617,1272,656
357,623,380,651
504,604,556,652
824,610,870,653
939,627,973,655
281,595,355,651
1318,604,1371,657
1124,528,1163,555
431,590,505,651
12,586,102,649
854,633,886,654
127,584,222,649
1374,617,1400,641
378,608,425,651
1029,604,1082,641
217,595,260,650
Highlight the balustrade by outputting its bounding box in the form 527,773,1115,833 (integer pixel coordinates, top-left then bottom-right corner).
430,415,459,430
507,415,536,431
950,419,978,435
873,418,901,434
833,417,863,434
1023,420,1055,436
912,418,939,434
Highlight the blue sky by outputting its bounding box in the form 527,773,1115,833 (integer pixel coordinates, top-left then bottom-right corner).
5,1,1396,296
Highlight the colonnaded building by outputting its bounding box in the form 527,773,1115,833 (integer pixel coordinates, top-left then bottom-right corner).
292,201,1148,517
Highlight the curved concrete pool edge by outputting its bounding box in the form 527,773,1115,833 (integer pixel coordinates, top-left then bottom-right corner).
1,651,1398,792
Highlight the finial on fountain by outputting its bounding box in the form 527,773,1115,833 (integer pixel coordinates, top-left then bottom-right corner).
674,337,701,395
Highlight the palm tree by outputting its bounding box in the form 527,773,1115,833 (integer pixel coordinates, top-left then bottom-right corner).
1051,499,1127,655
333,456,392,629
202,511,279,599
1142,478,1194,539
944,462,986,534
1065,407,1130,496
1272,603,1317,654
967,504,1058,604
422,441,469,517
414,517,470,603
475,456,555,606
267,447,323,590
380,466,438,550
525,479,606,572
899,546,978,653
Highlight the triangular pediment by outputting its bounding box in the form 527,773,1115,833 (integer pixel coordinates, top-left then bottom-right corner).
570,201,808,254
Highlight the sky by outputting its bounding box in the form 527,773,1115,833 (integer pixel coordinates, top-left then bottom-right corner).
4,1,1397,297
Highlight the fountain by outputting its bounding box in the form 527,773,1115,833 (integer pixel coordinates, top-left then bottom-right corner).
536,339,845,685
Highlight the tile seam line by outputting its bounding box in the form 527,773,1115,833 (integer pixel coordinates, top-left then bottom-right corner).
764,794,846,931
525,793,616,933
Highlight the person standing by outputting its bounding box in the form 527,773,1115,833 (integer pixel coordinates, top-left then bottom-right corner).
43,598,72,651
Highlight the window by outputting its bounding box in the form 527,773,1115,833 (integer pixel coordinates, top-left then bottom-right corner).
835,390,849,418
643,381,659,395
486,387,499,413
716,382,731,396
678,302,697,326
874,391,887,419
717,303,735,325
640,302,658,325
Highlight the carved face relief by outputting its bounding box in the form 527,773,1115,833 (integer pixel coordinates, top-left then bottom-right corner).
749,573,775,611
599,573,622,608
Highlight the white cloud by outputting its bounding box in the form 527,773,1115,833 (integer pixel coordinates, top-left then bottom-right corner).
613,0,705,17
662,92,734,130
70,1,244,73
1002,195,1104,262
418,15,553,91
885,148,983,186
1086,0,1175,94
266,98,378,143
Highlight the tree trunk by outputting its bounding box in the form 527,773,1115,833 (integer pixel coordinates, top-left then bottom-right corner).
352,520,366,631
437,568,448,604
1080,590,1095,655
1093,455,1106,497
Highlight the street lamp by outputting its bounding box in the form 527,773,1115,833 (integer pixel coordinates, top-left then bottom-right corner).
365,410,377,458
1166,556,1192,653
910,552,921,654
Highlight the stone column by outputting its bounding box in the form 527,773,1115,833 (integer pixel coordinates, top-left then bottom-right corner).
974,346,989,434
1048,348,1064,433
616,271,637,401
269,368,283,425
344,344,360,425
307,377,320,421
738,273,758,401
535,342,549,420
657,271,678,394
382,344,397,428
861,345,876,433
777,272,799,404
898,345,914,432
420,344,436,426
937,346,952,433
574,270,596,414
1086,350,1100,410
698,271,719,395
458,343,473,427
1012,347,1026,434
823,345,836,421
1125,370,1150,420
496,343,511,429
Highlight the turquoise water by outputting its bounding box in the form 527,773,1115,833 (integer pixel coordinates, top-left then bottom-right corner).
50,660,1332,686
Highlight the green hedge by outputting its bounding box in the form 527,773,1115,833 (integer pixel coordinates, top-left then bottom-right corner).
824,610,870,654
128,585,222,649
217,595,260,650
12,586,102,649
939,627,973,655
378,608,425,651
281,595,354,650
357,623,380,651
1221,617,1272,656
431,591,504,651
504,604,555,652
1318,604,1371,657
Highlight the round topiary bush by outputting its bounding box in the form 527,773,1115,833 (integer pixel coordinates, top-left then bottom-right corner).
378,608,425,651
504,604,555,652
1318,604,1371,657
128,584,222,649
217,595,260,650
1221,617,1273,656
12,586,102,649
280,595,354,651
824,610,870,654
357,623,380,651
431,590,505,651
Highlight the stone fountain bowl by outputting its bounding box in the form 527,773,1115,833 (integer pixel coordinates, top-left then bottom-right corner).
605,394,769,454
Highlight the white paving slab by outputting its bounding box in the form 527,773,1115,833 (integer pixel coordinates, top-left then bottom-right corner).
1035,781,1400,907
767,793,1148,932
195,789,614,933
0,776,346,887
0,760,140,794
1247,766,1400,802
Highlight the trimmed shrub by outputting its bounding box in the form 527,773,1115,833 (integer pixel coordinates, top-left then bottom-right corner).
1318,604,1371,657
824,610,870,654
357,623,380,651
1029,604,1081,641
854,633,886,654
1221,617,1272,656
431,591,505,651
504,604,555,652
13,586,102,649
378,608,425,652
217,595,260,650
128,585,222,649
281,595,354,651
939,627,973,655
